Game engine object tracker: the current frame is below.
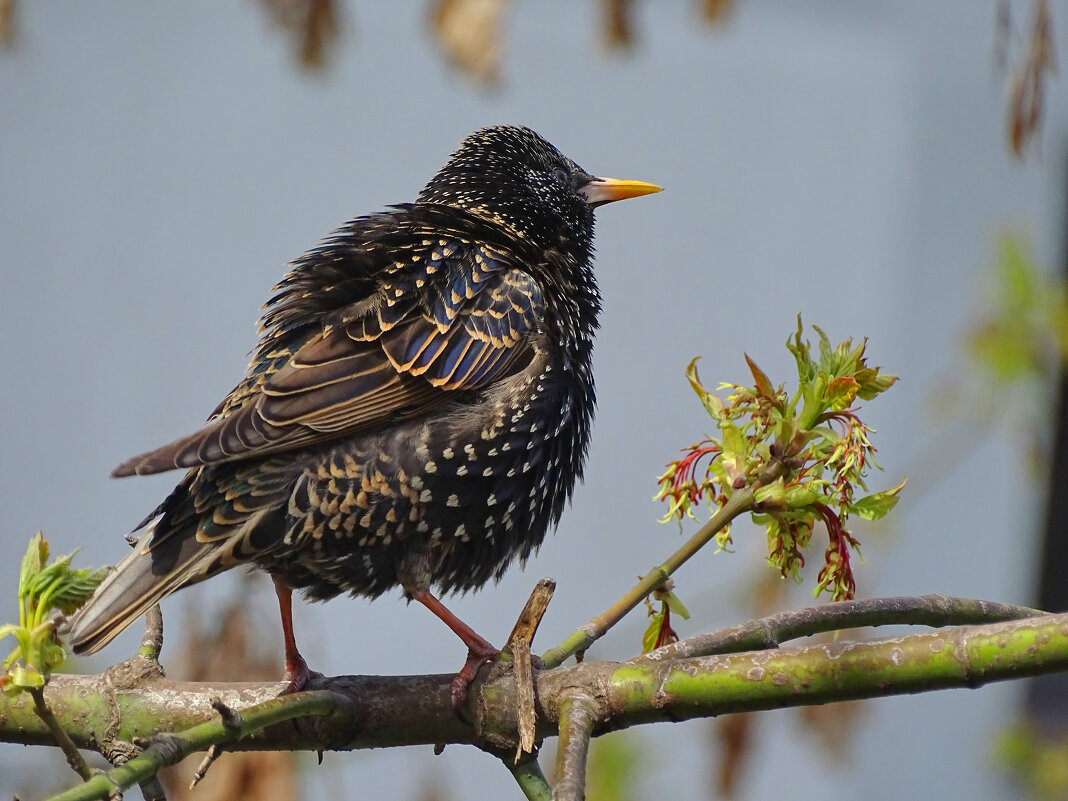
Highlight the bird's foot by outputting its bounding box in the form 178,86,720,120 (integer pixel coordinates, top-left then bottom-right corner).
449,640,500,709
282,651,324,694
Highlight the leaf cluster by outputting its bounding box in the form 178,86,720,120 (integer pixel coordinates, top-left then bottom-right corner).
0,533,106,695
656,318,904,601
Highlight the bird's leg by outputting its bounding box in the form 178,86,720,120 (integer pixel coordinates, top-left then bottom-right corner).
272,576,321,692
412,588,499,708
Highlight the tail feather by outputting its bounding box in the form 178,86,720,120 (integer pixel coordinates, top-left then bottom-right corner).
68,509,277,655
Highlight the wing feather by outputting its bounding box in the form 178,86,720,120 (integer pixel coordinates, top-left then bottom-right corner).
112,233,544,477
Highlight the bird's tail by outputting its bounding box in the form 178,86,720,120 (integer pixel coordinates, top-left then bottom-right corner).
67,509,276,655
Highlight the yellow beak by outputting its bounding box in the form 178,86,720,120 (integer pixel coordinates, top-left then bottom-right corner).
581,177,663,207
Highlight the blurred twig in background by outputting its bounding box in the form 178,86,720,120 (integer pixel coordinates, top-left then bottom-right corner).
430,0,508,87
1000,0,1058,158
258,0,341,70
1,0,1059,160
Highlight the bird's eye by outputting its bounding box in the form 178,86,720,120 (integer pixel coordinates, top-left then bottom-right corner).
552,167,570,185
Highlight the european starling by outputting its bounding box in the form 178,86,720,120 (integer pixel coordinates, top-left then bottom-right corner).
68,125,660,697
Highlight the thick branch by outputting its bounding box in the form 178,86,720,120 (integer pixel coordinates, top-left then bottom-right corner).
582,613,1068,729
3,603,1065,793
3,672,474,752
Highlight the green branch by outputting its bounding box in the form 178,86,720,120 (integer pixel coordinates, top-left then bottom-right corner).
44,690,352,801
594,613,1068,727
29,686,91,781
505,756,553,801
630,594,1043,663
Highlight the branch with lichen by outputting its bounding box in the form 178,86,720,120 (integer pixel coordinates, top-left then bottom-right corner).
0,599,1059,801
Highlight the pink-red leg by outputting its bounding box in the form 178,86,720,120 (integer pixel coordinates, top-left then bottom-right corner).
272,576,321,692
412,588,499,708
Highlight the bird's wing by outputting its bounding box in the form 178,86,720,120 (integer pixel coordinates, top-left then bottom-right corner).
112,242,544,476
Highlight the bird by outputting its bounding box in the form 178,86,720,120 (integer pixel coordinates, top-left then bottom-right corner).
68,125,661,700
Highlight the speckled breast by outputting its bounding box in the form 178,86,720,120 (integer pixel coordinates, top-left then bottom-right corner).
269,350,591,601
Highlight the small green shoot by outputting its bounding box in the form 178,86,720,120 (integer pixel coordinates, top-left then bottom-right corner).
0,532,107,696
641,579,690,653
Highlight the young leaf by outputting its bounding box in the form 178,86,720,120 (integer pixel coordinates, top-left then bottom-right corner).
18,533,48,602
826,376,859,410
850,477,908,521
745,354,777,403
661,590,690,620
642,610,666,653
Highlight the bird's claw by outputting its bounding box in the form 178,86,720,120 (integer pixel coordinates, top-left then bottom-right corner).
450,643,500,709
282,652,323,694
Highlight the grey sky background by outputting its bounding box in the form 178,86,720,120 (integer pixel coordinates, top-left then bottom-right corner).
2,1,1067,798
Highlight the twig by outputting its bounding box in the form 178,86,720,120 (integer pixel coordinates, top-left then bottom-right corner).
138,606,163,662
630,594,1045,663
29,686,91,781
189,744,223,790
552,691,597,801
501,578,555,760
541,459,785,669
504,756,553,801
187,698,244,788
137,775,166,801
209,696,245,731
43,690,352,801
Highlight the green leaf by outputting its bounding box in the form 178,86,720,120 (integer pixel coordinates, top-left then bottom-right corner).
586,732,643,801
29,552,74,589
850,477,908,521
784,484,820,508
50,567,109,616
720,424,746,459
661,590,690,620
6,663,44,691
754,481,787,508
745,354,777,402
1000,236,1035,308
642,610,666,653
41,643,67,672
19,533,48,600
826,376,859,410
813,324,833,368
786,315,815,381
856,371,898,400
686,357,724,419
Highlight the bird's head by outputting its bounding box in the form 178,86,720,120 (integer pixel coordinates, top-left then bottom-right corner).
417,125,661,252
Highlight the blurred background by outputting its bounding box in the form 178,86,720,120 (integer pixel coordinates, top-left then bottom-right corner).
2,1,1067,798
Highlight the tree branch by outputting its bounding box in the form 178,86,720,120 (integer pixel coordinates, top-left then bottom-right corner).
631,593,1043,663
504,755,553,801
28,686,92,781
6,600,1066,800
42,690,352,801
553,691,597,801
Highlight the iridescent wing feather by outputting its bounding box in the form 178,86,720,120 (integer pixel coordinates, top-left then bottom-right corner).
112,235,544,477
